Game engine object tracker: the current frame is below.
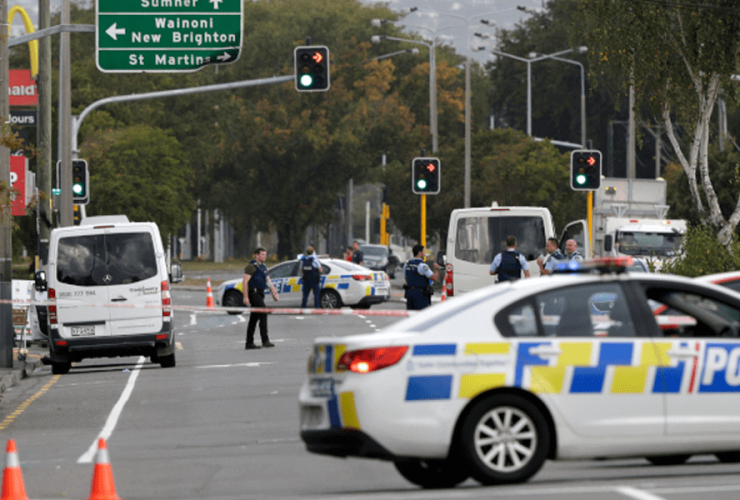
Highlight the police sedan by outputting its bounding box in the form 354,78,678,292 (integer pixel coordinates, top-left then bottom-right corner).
299,258,740,488
216,258,390,313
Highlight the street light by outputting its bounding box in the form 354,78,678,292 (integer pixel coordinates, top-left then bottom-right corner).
490,46,586,138
370,48,419,62
528,48,587,148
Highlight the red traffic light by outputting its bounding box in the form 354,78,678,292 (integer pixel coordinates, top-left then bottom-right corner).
425,163,436,173
311,52,324,63
587,156,596,166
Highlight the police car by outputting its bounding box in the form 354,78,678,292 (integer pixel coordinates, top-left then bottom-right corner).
696,271,740,293
216,258,390,312
299,258,740,488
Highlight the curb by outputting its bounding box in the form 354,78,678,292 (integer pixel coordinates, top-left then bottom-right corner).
0,353,46,394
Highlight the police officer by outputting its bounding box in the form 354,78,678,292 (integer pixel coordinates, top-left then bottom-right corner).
537,237,566,275
403,244,440,310
565,239,584,261
490,235,531,282
300,246,322,308
243,247,279,349
351,240,364,266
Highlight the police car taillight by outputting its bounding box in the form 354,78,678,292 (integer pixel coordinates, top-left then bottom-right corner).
48,288,57,327
161,281,171,318
352,275,371,281
337,346,409,373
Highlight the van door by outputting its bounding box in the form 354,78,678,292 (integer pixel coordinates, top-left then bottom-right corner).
560,220,591,259
105,230,164,336
54,234,112,338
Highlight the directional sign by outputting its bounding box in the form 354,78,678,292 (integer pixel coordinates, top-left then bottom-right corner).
96,0,243,73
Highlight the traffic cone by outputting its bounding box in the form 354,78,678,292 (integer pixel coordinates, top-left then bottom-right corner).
86,439,121,500
206,277,215,309
1,440,29,500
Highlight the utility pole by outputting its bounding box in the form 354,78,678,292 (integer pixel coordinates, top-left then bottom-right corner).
38,0,52,261
0,0,12,282
58,0,72,226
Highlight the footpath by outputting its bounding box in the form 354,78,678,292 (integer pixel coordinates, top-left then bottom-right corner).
0,345,47,395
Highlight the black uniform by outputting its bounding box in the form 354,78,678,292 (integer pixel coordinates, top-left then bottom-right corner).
245,260,270,347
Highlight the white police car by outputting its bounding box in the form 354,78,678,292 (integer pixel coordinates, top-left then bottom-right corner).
216,258,390,312
299,258,740,488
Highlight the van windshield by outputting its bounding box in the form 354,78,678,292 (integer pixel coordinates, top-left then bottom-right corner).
455,216,546,264
57,232,158,286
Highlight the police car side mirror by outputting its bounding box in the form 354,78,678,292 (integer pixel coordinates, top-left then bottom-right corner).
170,262,184,284
604,235,613,252
34,270,47,292
436,251,446,267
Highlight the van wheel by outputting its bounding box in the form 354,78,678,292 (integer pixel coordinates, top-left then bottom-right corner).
394,458,469,488
159,351,176,368
223,290,244,315
51,361,71,375
459,394,549,485
320,290,342,309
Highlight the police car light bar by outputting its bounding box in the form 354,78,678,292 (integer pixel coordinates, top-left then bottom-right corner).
552,256,634,275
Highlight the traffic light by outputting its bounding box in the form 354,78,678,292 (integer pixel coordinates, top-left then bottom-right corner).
570,150,602,191
72,160,89,204
294,46,330,92
411,157,441,195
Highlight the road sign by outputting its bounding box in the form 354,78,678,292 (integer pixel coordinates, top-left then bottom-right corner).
96,0,243,73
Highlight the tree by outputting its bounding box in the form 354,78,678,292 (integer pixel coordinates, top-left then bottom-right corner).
580,0,740,248
81,125,195,238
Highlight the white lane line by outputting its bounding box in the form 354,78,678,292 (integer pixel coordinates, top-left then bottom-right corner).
189,314,197,325
77,356,145,464
237,315,246,323
616,486,666,500
196,362,275,369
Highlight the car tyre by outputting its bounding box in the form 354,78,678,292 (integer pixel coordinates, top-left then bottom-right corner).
51,361,71,375
320,290,342,309
459,394,549,485
716,452,740,463
646,455,691,466
350,304,372,310
159,351,176,368
223,290,244,315
393,458,469,489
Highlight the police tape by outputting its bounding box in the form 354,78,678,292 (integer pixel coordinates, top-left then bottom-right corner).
0,298,415,317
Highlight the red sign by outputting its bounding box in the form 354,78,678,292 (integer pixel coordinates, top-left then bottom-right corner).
9,70,37,106
10,156,27,216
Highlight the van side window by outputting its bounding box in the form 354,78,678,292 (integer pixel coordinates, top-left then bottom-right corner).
57,235,105,286
455,216,547,264
106,233,158,285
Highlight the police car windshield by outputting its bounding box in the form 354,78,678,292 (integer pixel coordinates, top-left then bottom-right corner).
618,231,682,257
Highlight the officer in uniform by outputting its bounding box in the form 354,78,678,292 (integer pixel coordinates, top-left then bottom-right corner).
490,235,531,282
403,244,440,310
300,246,322,308
565,239,584,261
243,247,279,349
537,237,566,275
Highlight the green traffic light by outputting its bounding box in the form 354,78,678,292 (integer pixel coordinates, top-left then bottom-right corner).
300,73,313,87
416,179,427,190
576,174,587,185
73,183,84,195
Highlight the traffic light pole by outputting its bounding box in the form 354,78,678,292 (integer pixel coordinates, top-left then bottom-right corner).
588,192,593,251
421,194,426,247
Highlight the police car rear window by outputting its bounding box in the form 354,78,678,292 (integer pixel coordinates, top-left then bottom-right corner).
56,232,157,286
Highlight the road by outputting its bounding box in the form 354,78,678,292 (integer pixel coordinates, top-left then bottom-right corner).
2,289,740,499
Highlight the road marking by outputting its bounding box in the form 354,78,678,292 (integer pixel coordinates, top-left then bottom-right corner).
77,356,145,464
616,487,666,500
189,314,196,325
196,362,274,369
176,341,183,351
0,375,61,433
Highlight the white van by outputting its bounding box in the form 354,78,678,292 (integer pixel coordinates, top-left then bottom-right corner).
443,204,588,296
34,215,183,374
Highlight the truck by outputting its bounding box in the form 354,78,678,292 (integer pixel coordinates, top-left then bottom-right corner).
592,178,686,268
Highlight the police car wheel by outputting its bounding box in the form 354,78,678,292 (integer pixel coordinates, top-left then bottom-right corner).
645,455,690,466
223,290,244,315
716,452,740,463
460,395,549,485
393,458,469,489
320,290,342,309
51,361,71,375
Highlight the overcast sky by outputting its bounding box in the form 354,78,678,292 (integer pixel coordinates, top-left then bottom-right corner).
8,0,540,66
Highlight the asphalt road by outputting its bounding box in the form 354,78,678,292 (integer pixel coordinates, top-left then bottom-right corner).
2,290,740,499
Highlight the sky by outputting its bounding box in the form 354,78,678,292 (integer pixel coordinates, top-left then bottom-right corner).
8,0,541,65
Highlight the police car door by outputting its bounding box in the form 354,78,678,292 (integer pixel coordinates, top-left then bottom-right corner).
105,229,164,336
638,281,740,436
267,261,301,307
501,281,664,438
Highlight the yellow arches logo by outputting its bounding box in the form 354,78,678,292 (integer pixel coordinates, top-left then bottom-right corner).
8,6,39,78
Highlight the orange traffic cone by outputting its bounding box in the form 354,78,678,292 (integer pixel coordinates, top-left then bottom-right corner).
87,439,122,500
1,440,29,500
206,277,215,309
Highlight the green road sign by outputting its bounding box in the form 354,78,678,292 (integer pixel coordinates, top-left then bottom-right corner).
96,0,243,73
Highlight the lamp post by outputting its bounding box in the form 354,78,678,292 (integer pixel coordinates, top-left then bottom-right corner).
372,33,438,152
370,48,419,62
490,47,586,139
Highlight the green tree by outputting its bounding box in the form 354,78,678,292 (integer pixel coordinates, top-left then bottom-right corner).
580,0,740,248
81,125,195,238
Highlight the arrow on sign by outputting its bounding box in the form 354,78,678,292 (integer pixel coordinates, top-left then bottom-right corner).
209,0,223,9
217,52,232,62
106,23,126,40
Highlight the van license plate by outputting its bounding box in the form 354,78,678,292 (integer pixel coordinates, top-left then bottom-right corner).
71,326,95,336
